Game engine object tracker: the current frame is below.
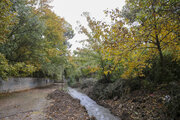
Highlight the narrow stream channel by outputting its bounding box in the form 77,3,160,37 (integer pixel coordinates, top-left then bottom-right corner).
68,87,120,120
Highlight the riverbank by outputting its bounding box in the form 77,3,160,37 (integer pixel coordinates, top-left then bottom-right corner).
0,84,93,120
46,89,93,120
96,90,169,120
0,84,57,120
78,80,180,120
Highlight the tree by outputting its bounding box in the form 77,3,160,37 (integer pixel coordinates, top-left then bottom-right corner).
102,0,180,80
77,13,125,82
77,0,179,81
0,0,14,43
0,0,37,79
37,6,74,79
27,0,74,79
0,0,74,79
0,0,45,65
120,0,180,73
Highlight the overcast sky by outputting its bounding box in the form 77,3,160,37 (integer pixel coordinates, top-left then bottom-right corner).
51,0,125,52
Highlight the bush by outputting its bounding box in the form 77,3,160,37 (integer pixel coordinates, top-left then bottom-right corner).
0,53,9,79
0,53,37,79
90,79,141,100
143,53,180,84
165,82,180,119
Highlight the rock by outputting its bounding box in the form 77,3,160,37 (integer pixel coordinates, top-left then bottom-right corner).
119,104,123,108
113,96,118,101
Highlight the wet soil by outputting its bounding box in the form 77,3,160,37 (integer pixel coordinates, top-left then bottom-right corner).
0,84,92,120
0,84,60,120
46,89,92,120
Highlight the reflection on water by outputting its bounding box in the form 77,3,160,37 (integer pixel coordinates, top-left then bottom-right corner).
68,87,120,120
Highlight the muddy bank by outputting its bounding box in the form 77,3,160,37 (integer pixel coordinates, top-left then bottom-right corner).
46,89,93,120
0,84,92,120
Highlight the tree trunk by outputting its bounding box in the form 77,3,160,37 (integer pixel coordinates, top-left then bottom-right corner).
155,34,164,83
155,34,164,68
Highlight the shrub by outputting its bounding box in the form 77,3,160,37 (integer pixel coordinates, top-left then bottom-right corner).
143,53,180,84
0,53,37,79
0,53,9,79
165,82,180,119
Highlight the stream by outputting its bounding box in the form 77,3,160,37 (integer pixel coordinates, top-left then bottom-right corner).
68,87,120,120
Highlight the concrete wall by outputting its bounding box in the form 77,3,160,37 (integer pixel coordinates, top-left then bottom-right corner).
0,78,54,93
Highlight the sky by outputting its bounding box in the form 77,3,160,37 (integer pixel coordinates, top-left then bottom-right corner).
51,0,125,52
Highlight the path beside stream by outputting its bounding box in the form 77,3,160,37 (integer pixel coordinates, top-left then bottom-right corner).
0,84,59,120
0,84,120,120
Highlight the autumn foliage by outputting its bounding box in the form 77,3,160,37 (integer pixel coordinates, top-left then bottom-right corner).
66,0,179,84
0,0,74,79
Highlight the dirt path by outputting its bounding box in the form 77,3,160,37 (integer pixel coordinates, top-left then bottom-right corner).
47,89,92,120
0,84,61,120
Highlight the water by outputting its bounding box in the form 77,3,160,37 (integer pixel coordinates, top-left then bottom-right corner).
68,87,120,120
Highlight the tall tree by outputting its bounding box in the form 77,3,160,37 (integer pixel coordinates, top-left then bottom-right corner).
78,12,123,82
78,0,180,81
0,0,14,43
102,0,180,80
0,0,45,64
0,0,74,79
120,0,180,71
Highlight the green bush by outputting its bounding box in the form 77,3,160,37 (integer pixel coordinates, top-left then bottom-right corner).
0,53,37,79
90,79,139,100
0,53,9,79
